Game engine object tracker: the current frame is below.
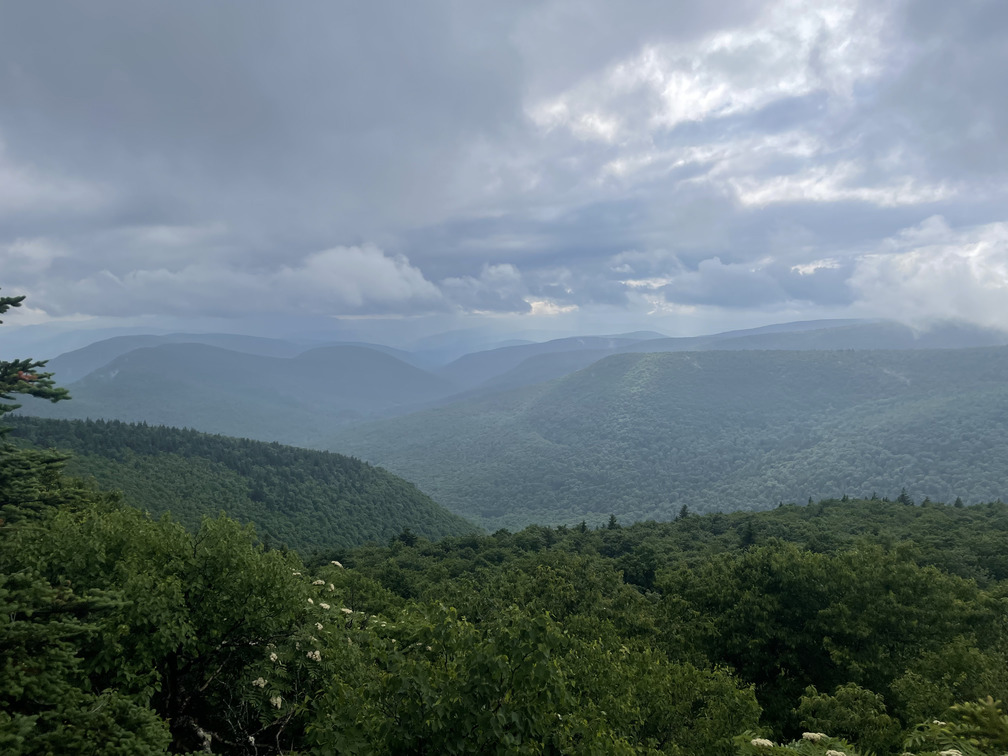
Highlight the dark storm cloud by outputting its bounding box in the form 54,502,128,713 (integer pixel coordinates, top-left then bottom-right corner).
1,0,1006,333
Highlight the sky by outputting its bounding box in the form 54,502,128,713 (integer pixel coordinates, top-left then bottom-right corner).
2,0,1007,348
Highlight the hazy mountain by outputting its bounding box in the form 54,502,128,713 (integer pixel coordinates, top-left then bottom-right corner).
437,333,667,390
19,342,459,445
328,346,1008,530
625,320,1008,354
43,333,310,383
8,416,477,551
431,320,1007,397
21,318,1008,450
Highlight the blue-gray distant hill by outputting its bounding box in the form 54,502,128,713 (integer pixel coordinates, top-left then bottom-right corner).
438,320,1008,395
437,332,666,390
21,342,459,445
43,332,421,383
328,346,1008,530
8,416,477,552
18,319,1008,448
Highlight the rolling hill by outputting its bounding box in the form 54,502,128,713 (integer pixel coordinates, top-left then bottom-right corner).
20,342,460,444
433,320,1008,396
17,319,1008,452
42,332,310,383
327,346,1008,530
7,416,477,552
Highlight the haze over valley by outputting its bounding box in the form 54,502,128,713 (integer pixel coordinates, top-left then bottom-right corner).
16,317,1008,530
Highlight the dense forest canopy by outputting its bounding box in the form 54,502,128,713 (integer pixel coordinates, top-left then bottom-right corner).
6,415,477,552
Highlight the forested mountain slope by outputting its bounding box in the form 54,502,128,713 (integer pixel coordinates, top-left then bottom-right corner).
329,347,1008,529
8,416,477,552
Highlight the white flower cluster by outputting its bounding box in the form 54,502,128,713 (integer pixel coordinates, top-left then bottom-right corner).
269,652,278,663
312,579,325,586
802,733,828,743
307,649,322,662
938,750,963,756
315,621,324,630
825,750,847,756
341,607,353,615
270,695,283,709
252,677,267,688
319,602,330,610
330,560,343,568
750,738,774,748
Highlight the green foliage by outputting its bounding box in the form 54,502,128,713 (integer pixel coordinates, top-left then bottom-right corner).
799,683,902,755
0,569,171,754
0,289,69,423
8,416,478,551
904,697,1008,756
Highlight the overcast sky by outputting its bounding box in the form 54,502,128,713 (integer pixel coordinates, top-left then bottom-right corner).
2,0,1007,345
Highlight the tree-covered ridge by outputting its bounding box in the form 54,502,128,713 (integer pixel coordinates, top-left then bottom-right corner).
7,416,477,552
330,346,1008,529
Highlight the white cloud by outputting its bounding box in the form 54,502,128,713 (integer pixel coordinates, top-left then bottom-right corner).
528,0,888,143
728,161,957,207
791,258,840,276
850,216,1008,329
526,298,578,316
523,1,968,217
31,245,445,318
275,246,443,311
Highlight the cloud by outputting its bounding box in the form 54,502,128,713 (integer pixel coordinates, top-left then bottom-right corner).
2,1,1007,337
850,216,1008,329
528,0,889,143
31,245,446,319
659,257,790,308
440,264,531,314
0,237,66,278
0,140,109,221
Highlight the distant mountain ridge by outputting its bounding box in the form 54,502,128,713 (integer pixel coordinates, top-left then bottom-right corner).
437,332,664,390
21,342,460,444
43,332,423,383
17,318,1008,447
439,320,1008,396
327,345,1008,530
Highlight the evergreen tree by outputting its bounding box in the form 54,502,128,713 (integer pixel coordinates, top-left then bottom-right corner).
0,289,69,420
1,290,72,524
1,290,171,752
